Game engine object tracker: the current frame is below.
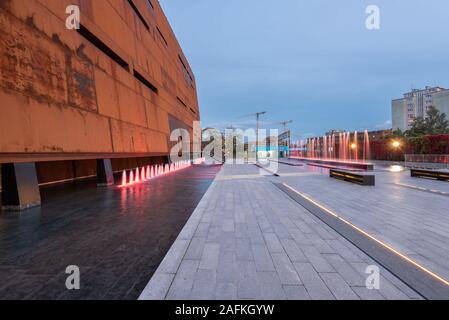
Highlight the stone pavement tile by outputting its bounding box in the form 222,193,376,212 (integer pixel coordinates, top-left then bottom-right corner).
271,252,302,285
219,232,237,251
263,233,284,253
252,244,276,272
248,226,265,245
283,285,311,300
288,228,314,246
301,245,335,273
245,210,259,228
280,239,308,263
272,222,292,240
323,254,366,287
184,237,207,260
308,222,338,240
325,239,365,263
207,225,222,243
195,222,211,238
257,216,274,233
199,243,220,270
215,282,237,300
237,260,262,299
200,210,214,224
236,238,254,261
166,260,199,300
293,262,334,300
217,250,239,283
234,210,246,224
235,223,249,239
292,219,315,234
177,216,201,240
157,239,190,274
258,272,287,300
191,269,217,300
352,286,385,300
350,262,412,300
306,236,336,254
376,276,418,300
139,273,174,300
319,273,360,300
222,219,235,233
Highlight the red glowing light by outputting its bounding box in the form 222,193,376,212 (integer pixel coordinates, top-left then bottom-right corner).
121,170,127,186
118,161,193,188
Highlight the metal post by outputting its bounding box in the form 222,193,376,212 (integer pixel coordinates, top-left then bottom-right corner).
255,112,266,162
97,159,114,186
1,163,41,211
279,120,293,158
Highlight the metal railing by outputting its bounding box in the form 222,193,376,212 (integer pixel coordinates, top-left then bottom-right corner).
404,154,449,169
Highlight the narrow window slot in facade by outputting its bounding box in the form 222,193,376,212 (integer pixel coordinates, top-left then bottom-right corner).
134,70,158,94
178,55,194,86
177,97,187,108
127,0,150,30
156,26,168,46
77,25,129,71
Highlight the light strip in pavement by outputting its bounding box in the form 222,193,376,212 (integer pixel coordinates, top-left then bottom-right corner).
393,182,449,197
276,182,449,300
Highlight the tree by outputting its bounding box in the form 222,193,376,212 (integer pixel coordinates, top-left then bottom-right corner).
425,106,449,134
388,128,404,138
405,117,427,137
405,106,449,137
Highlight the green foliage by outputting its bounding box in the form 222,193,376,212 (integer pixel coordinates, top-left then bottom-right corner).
387,128,404,138
404,106,449,137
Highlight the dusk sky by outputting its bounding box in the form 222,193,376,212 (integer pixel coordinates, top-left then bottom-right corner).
160,0,449,139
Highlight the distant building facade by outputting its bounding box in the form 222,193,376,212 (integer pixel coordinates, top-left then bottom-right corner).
392,86,449,131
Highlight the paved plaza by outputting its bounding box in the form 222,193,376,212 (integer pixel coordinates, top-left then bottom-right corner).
140,164,428,300
273,160,449,285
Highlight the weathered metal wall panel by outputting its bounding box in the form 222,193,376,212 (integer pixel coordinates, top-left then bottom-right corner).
0,0,200,163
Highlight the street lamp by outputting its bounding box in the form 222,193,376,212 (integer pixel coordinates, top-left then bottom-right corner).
255,111,266,162
279,120,293,158
392,140,401,148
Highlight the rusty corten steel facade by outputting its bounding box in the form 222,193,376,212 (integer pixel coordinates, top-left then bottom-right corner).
0,0,199,165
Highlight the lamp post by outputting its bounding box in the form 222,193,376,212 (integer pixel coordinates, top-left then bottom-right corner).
255,111,266,162
279,120,293,158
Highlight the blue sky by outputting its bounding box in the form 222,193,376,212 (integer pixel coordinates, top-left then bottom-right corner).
160,0,449,139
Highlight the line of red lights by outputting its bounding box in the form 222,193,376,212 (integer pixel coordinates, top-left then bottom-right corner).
119,160,192,188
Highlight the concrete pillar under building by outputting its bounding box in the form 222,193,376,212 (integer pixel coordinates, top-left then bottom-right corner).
1,163,41,211
96,159,114,186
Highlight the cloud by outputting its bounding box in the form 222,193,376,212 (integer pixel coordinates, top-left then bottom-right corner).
375,120,392,129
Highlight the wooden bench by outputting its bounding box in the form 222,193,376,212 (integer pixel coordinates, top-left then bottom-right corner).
330,169,375,186
411,169,449,181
